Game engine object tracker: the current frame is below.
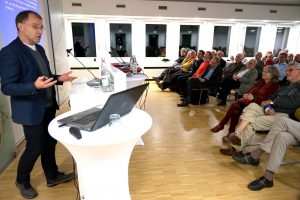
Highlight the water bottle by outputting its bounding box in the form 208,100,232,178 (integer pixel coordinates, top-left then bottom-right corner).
101,58,111,92
108,69,114,92
130,55,138,74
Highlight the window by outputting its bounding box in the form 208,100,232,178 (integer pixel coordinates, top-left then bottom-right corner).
244,27,261,57
109,23,132,57
213,26,231,56
273,27,290,56
145,24,166,57
179,25,199,53
71,23,96,57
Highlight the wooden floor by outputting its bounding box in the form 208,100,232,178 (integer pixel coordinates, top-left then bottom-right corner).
0,82,300,200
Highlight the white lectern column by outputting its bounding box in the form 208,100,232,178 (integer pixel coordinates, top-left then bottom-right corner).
49,109,152,200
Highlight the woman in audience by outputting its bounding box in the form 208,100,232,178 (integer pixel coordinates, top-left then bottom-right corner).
225,62,300,150
232,117,300,191
156,50,197,91
211,65,280,141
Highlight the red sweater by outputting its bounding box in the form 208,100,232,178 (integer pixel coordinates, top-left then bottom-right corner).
192,60,210,78
247,79,280,105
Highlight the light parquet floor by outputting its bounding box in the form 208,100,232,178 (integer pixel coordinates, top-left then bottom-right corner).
0,82,299,200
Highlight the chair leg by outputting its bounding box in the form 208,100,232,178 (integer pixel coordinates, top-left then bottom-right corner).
281,161,300,165
198,89,202,105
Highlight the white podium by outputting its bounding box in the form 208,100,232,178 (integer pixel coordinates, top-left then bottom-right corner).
69,67,147,112
49,108,152,200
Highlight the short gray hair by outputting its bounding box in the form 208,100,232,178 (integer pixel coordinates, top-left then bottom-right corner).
288,62,300,69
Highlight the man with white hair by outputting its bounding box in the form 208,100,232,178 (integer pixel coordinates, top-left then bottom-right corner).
227,62,300,152
294,53,300,63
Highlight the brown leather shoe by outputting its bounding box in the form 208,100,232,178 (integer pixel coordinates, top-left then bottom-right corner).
210,124,224,133
156,82,165,91
224,134,241,146
220,147,241,156
219,148,233,156
222,132,235,143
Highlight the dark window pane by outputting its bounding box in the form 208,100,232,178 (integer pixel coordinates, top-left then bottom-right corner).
273,27,290,56
72,23,96,57
179,25,199,53
213,26,231,57
244,27,261,57
146,24,166,57
109,23,132,57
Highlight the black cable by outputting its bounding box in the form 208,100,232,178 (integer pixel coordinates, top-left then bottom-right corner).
137,72,149,110
45,0,60,105
72,157,80,200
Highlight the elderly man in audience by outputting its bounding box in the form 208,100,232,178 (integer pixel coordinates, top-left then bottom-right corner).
274,52,288,83
217,51,226,69
235,59,258,98
264,53,275,66
254,52,264,80
153,47,187,82
216,53,245,105
177,51,213,95
225,62,300,152
212,66,280,156
169,50,205,93
218,56,259,106
190,51,213,78
177,56,222,107
262,51,273,62
190,50,205,75
232,117,300,191
294,53,300,63
287,53,294,63
241,52,248,64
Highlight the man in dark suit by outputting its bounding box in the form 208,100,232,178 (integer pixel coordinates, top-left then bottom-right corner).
217,50,226,69
0,10,76,199
177,56,223,107
216,53,245,105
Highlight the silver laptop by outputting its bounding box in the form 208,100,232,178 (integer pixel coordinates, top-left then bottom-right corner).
57,83,149,131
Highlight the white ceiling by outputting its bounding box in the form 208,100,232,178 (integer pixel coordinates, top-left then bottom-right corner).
150,0,300,6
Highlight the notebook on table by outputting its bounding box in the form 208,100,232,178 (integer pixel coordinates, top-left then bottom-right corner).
57,83,149,131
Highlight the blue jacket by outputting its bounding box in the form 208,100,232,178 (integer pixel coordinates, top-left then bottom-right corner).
0,37,61,126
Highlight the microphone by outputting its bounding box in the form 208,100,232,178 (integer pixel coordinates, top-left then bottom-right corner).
109,49,129,66
109,52,125,66
66,49,101,87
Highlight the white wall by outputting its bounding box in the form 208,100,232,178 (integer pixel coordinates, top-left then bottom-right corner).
54,0,300,78
61,0,300,21
47,0,70,106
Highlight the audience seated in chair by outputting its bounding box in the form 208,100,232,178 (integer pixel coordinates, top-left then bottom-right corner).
169,50,205,93
264,53,275,66
294,53,300,63
232,117,300,191
274,51,288,82
190,51,214,79
223,62,300,154
152,47,188,82
156,50,197,91
177,51,212,95
217,56,258,106
254,52,264,81
190,50,205,75
177,56,222,107
211,65,280,152
235,59,258,98
217,50,226,69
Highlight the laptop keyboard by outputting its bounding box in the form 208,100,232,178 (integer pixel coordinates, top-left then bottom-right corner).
72,111,101,125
